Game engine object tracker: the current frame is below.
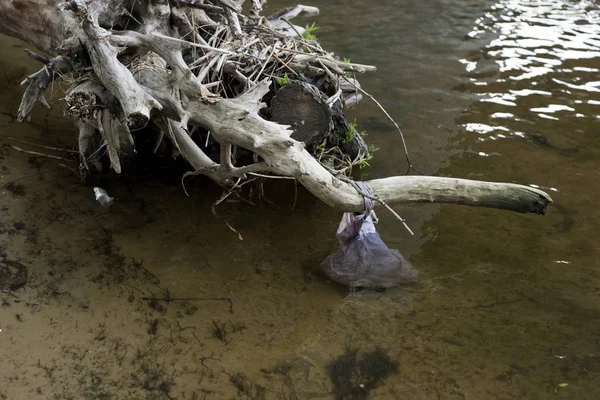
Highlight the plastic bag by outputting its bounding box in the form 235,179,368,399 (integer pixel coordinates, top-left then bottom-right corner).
93,187,114,207
320,183,418,289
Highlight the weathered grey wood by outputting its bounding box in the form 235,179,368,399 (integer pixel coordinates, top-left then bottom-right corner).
0,0,553,217
266,5,320,36
77,122,100,172
0,0,69,54
267,5,319,22
139,75,552,214
17,53,72,122
366,177,551,214
68,2,162,128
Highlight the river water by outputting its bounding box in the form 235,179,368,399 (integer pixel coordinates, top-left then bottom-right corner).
0,1,599,399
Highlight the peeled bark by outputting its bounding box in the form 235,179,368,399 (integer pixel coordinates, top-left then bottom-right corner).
0,0,552,217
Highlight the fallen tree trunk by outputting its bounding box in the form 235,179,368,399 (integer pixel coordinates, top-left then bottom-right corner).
0,0,552,218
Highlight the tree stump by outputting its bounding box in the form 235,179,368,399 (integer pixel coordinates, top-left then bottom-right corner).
270,81,368,159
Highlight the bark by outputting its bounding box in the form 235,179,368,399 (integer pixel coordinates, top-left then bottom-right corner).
0,0,67,55
0,0,552,217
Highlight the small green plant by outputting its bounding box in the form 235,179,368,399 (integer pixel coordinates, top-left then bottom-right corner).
302,22,319,41
315,138,327,151
343,57,353,78
276,73,291,86
344,120,358,143
368,143,379,154
344,130,355,143
344,120,366,143
357,153,372,169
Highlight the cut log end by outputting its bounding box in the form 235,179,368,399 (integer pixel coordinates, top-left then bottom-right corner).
270,81,331,146
526,191,553,215
270,81,368,159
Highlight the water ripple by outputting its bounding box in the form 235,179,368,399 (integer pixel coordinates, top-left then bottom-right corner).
458,0,600,142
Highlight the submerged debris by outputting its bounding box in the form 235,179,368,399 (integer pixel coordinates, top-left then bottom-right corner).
229,372,266,400
0,258,28,291
93,187,113,206
327,347,398,400
4,182,26,197
321,183,418,289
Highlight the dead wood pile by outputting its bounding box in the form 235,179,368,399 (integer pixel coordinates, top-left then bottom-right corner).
2,0,551,219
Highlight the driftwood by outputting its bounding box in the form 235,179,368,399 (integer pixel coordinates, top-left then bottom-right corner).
0,0,552,218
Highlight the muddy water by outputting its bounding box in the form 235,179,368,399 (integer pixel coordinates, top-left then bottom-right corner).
1,1,599,399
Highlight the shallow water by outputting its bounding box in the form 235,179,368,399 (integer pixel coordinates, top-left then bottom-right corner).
1,0,599,399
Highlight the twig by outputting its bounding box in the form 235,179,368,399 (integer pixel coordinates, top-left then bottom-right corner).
174,0,224,14
225,221,243,240
247,172,295,180
214,0,243,13
150,32,235,54
181,167,223,197
3,137,78,153
152,129,164,153
326,88,342,107
58,163,79,176
317,59,337,81
0,168,62,189
11,146,75,162
230,162,270,176
280,17,304,38
213,177,242,205
341,76,416,174
196,52,221,82
254,45,276,83
24,49,50,64
224,8,243,37
250,0,263,13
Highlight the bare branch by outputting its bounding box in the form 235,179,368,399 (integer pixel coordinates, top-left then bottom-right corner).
68,1,162,128
18,55,72,122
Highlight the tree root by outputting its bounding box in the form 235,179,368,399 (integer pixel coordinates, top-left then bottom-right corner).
5,0,552,217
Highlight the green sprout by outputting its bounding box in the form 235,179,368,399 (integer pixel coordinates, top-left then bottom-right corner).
343,57,353,77
368,143,379,154
344,120,358,143
276,73,291,86
357,153,372,169
315,139,327,151
302,22,319,41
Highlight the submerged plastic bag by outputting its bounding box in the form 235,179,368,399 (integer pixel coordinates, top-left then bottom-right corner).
320,182,418,289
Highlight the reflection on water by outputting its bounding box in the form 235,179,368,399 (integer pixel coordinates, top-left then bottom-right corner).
419,2,600,397
459,0,600,145
0,0,599,398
